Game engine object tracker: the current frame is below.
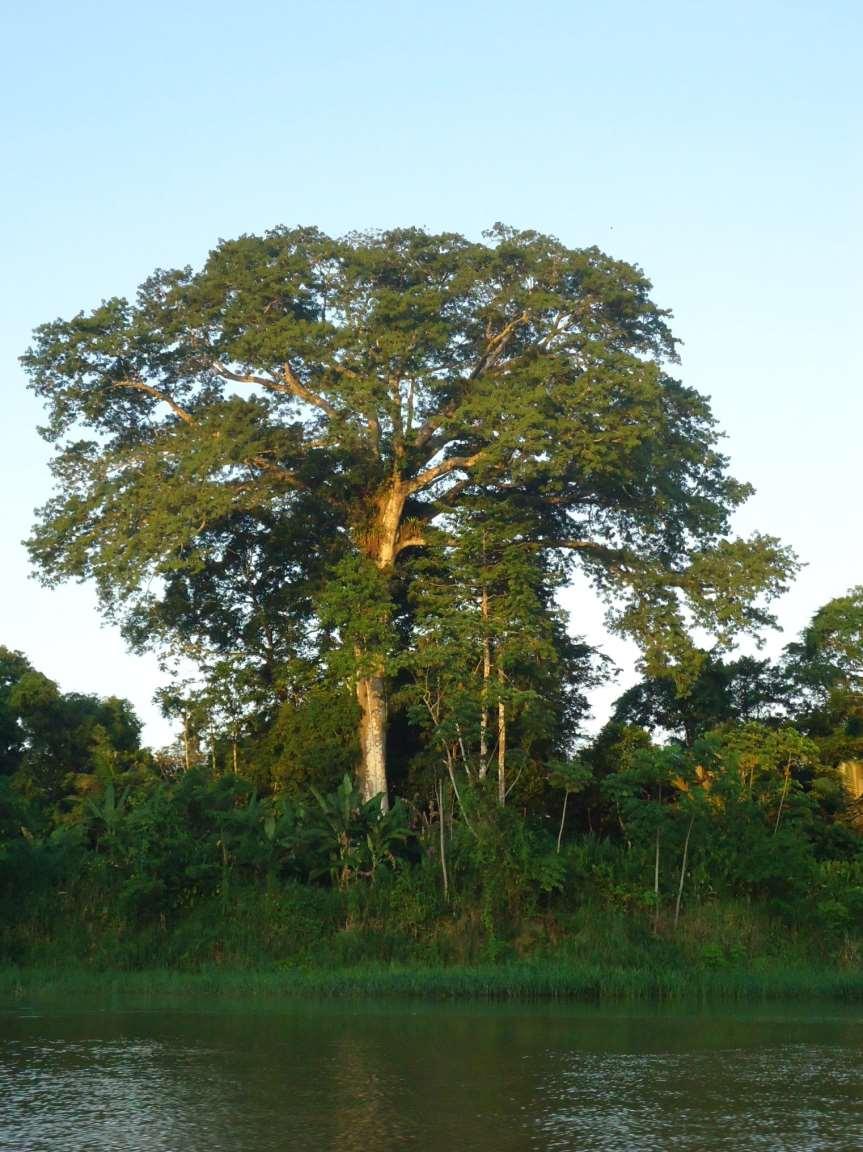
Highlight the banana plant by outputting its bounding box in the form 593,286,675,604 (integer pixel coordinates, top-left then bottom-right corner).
84,779,130,855
302,775,412,889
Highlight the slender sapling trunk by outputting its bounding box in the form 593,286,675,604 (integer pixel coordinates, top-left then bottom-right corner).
774,760,792,834
479,583,491,779
497,666,506,807
674,814,694,928
438,778,449,902
557,789,569,854
653,783,662,933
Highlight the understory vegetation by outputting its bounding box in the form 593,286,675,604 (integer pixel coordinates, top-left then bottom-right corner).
2,615,862,995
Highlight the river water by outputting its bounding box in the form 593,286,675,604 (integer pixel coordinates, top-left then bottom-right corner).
1,997,861,1151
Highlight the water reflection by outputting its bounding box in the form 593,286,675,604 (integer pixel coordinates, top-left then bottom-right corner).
0,1002,860,1151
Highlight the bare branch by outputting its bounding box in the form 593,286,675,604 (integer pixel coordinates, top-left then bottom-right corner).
417,430,464,466
410,313,530,451
368,412,381,457
552,539,637,569
505,768,524,799
430,476,472,509
405,379,415,436
557,539,606,552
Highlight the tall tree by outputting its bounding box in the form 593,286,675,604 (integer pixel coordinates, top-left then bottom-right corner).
781,587,863,760
610,652,781,747
23,225,795,803
404,492,600,805
783,587,863,700
0,646,144,805
0,647,36,776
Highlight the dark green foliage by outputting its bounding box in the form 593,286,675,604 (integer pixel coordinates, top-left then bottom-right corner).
610,652,781,746
302,774,412,888
256,684,360,793
781,587,863,763
1,751,860,977
0,645,148,820
4,579,863,983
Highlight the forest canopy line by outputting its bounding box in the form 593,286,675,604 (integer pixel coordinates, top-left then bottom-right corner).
21,224,796,808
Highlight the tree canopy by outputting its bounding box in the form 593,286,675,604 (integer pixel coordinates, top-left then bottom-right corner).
0,645,145,809
22,224,796,803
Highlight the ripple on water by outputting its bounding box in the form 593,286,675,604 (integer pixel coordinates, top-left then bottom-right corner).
533,1045,863,1152
1,1008,862,1152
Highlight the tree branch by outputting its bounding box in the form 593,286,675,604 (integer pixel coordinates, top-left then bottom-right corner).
557,539,609,552
430,476,472,509
413,402,459,452
409,451,485,495
247,455,306,488
281,363,340,418
405,379,415,437
116,380,195,425
417,430,464,467
368,412,382,457
469,310,530,379
395,532,426,556
410,313,530,451
212,361,339,420
555,539,639,571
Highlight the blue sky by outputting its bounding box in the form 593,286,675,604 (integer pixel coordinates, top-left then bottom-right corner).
2,0,861,744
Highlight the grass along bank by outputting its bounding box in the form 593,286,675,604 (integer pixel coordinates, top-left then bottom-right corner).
3,887,861,1004
2,958,863,1004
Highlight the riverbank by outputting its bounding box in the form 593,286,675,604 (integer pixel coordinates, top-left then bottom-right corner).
3,958,862,1004
4,882,861,1003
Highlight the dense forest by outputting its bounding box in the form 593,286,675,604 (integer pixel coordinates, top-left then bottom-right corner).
2,226,861,982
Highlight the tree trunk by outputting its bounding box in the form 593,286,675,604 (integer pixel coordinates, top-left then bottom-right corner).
356,670,389,809
353,479,408,811
371,480,407,570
